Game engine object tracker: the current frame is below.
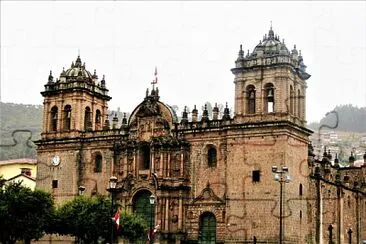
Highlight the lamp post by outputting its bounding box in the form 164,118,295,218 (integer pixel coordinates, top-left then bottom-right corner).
272,166,291,244
77,186,85,244
107,176,118,244
149,194,156,244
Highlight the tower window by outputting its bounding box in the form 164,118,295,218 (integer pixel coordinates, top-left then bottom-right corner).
95,109,101,123
52,180,58,189
50,106,58,131
290,85,294,115
246,85,256,114
264,83,274,113
84,106,91,131
64,105,72,131
252,170,260,182
94,153,103,173
299,183,303,196
297,89,301,118
208,146,217,168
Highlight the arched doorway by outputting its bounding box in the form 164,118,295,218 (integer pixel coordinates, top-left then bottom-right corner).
133,190,155,228
199,212,216,243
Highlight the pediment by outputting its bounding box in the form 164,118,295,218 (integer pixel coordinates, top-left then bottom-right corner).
193,183,224,204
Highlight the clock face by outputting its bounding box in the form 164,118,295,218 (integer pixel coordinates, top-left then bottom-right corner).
52,156,60,166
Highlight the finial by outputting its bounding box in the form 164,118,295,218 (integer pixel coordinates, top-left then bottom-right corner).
299,50,302,56
294,44,296,49
151,66,158,91
78,48,80,56
270,20,272,30
102,75,105,80
240,44,242,51
63,67,65,72
247,50,249,57
94,69,96,75
282,39,285,44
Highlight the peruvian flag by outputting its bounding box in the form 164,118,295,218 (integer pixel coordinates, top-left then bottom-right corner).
114,210,120,230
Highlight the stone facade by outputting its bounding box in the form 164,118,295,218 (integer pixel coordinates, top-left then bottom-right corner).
36,27,365,243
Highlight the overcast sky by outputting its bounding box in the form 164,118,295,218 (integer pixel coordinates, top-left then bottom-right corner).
1,1,365,123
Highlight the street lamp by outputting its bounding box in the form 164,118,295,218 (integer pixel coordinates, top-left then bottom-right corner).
107,176,118,244
149,194,156,244
272,165,291,244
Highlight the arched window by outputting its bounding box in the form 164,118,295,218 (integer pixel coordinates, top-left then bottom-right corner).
50,106,58,131
246,85,256,114
63,105,72,131
133,190,154,225
84,106,91,131
264,83,274,113
297,89,301,118
199,212,216,243
207,146,217,168
94,153,102,172
95,109,102,124
139,144,150,170
290,85,294,115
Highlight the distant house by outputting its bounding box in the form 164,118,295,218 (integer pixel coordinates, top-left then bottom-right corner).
0,158,37,190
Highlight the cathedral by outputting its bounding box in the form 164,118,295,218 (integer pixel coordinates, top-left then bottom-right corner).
36,27,365,243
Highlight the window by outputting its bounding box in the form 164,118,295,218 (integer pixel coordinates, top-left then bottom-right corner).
139,144,150,170
264,83,274,113
21,168,32,176
95,109,101,125
52,180,58,188
84,106,91,130
297,89,301,118
199,212,216,243
50,106,58,131
94,153,102,172
63,105,72,130
246,85,256,114
290,85,294,115
299,183,303,196
252,170,260,182
208,146,217,168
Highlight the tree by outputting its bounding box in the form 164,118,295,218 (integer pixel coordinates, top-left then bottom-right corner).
0,181,55,244
54,195,148,243
54,195,112,243
118,211,148,242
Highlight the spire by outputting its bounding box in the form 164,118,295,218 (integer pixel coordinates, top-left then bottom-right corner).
201,104,209,122
48,70,54,83
192,105,198,122
268,21,274,39
181,106,188,124
237,44,244,60
222,102,231,120
75,55,82,67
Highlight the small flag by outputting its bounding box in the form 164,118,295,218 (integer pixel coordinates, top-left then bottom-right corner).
114,210,120,230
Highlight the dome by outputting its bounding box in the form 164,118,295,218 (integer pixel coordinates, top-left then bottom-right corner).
250,27,290,58
62,56,93,79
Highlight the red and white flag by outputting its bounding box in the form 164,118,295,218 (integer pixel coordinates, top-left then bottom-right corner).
114,210,120,230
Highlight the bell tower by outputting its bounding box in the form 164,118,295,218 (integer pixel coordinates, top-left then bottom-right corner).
41,55,111,138
231,26,310,126
36,55,113,204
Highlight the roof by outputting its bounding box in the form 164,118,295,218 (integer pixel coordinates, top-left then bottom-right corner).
0,158,37,166
6,173,36,182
